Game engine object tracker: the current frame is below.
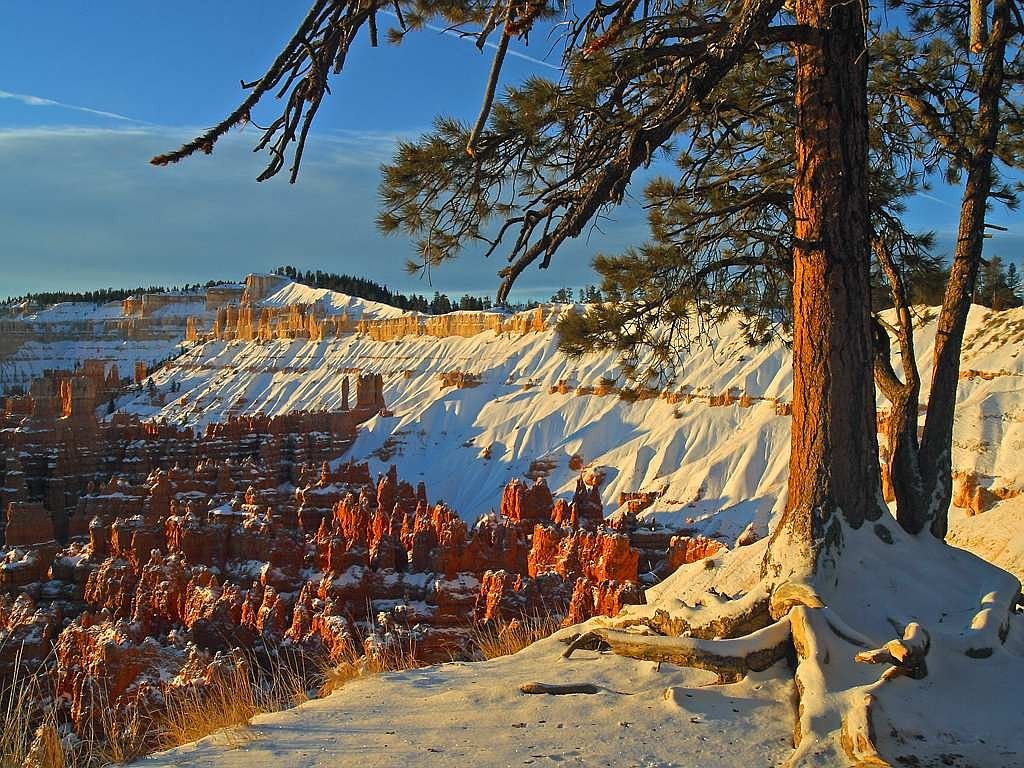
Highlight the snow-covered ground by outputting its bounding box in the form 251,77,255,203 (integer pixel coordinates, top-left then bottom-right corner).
144,636,796,768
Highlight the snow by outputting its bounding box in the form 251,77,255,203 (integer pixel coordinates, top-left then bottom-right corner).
947,496,1024,580
0,296,207,390
120,312,798,535
0,338,187,391
143,637,796,768
257,282,406,320
146,523,1024,766
121,305,1023,555
18,300,125,321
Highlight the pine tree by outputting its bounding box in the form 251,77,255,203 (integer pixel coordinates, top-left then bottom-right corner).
1007,261,1022,301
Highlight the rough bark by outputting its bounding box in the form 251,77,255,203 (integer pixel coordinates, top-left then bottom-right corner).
917,0,1009,540
763,0,882,580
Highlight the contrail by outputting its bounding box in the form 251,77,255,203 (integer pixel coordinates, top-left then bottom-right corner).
379,11,562,70
915,191,960,210
0,89,151,124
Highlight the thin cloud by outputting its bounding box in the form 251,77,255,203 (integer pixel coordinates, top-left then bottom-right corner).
0,89,151,124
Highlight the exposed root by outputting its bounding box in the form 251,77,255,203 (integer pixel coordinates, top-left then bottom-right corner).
789,610,935,767
563,616,793,684
788,605,832,763
787,604,895,767
962,576,1020,657
769,580,825,620
561,570,1018,767
836,622,934,766
841,689,892,767
855,622,929,679
588,584,774,640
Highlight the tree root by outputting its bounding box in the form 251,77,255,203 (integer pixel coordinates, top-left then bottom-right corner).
552,537,1024,768
841,689,892,768
855,622,929,679
769,580,825,620
576,584,774,641
962,576,1020,657
562,616,793,683
557,577,1016,766
787,605,832,763
834,622,934,766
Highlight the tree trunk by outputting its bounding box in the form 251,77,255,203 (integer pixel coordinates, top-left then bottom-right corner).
763,0,882,580
911,0,1009,540
872,244,928,533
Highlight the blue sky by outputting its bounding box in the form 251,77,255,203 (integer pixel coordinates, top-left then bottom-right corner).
0,2,1019,301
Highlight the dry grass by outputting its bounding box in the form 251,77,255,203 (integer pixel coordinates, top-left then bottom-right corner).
470,614,562,661
0,648,47,768
158,664,262,751
0,623,424,766
0,643,320,767
24,720,64,768
318,635,421,697
0,657,97,768
157,652,315,752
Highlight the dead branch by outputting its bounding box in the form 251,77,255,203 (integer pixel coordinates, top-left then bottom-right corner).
518,682,602,694
562,616,793,683
467,8,512,157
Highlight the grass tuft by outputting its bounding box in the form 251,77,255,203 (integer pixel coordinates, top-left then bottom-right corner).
470,614,562,661
318,634,421,697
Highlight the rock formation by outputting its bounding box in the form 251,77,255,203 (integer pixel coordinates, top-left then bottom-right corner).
0,374,703,755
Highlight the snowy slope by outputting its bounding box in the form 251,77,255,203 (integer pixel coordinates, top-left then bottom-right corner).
124,311,795,539
258,281,408,320
1,339,186,385
123,304,1024,560
18,300,126,322
0,298,195,391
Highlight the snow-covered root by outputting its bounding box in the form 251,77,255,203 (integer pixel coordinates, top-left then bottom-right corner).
840,688,889,767
563,614,793,684
645,585,775,640
584,583,775,641
854,622,930,678
557,530,1023,768
786,605,903,767
961,573,1021,657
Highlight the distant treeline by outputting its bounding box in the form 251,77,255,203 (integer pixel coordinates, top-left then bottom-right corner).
870,255,1022,311
273,265,497,314
2,280,232,307
5,258,1019,315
